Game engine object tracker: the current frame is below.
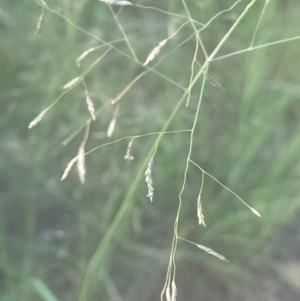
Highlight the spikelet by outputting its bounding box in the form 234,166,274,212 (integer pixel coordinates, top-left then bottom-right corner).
124,139,134,163
35,7,44,38
197,195,206,227
61,157,78,181
63,76,80,89
250,207,261,217
76,47,96,67
85,91,96,120
28,108,49,129
76,122,90,184
171,280,177,301
166,285,171,301
99,0,132,5
196,244,229,262
107,118,116,137
77,146,86,184
143,39,167,66
145,157,154,202
107,106,119,137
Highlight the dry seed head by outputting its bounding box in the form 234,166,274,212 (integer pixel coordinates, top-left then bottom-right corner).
171,280,177,301
145,156,154,202
61,157,78,181
196,244,229,262
28,108,49,129
63,76,81,89
143,39,167,66
76,47,96,67
124,139,134,163
197,195,206,227
77,146,86,184
85,92,96,120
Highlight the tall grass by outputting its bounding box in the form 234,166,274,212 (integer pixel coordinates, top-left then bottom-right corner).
1,0,300,300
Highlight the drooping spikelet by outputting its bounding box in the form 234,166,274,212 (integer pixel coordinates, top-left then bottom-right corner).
196,244,229,262
124,139,134,163
61,157,78,181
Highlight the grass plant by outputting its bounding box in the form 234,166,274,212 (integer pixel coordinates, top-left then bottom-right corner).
1,0,300,300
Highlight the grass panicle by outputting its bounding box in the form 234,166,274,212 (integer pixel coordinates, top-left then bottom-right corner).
23,0,300,300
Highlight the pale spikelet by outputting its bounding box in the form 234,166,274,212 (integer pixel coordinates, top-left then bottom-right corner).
63,76,80,89
250,207,261,217
143,39,167,66
107,118,116,137
35,8,44,38
171,280,177,301
197,195,206,227
99,0,132,5
85,92,96,120
61,157,78,181
124,139,134,163
166,285,171,301
76,47,96,67
145,157,154,202
107,106,119,137
196,244,229,262
28,108,49,129
77,146,86,184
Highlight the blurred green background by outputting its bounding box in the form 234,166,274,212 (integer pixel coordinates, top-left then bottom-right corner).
1,0,300,300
